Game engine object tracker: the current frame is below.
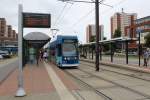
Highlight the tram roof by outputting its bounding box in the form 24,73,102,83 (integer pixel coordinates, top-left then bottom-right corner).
50,35,78,42
46,35,78,48
81,37,137,46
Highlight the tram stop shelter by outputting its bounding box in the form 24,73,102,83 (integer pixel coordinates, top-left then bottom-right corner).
79,37,139,65
23,32,51,65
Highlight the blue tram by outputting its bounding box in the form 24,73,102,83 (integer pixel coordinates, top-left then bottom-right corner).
48,35,79,67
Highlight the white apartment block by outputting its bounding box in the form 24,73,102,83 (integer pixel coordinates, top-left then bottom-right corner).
86,24,104,43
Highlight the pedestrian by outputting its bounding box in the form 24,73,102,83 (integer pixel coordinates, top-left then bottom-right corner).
143,49,149,67
147,48,150,65
36,50,40,66
43,51,48,62
39,50,43,61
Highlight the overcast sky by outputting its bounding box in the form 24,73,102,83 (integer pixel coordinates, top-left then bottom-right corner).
0,0,150,43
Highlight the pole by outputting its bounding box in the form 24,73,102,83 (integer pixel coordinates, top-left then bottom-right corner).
110,42,113,62
100,44,102,60
92,46,94,59
138,32,141,66
126,41,128,64
95,0,100,71
15,4,26,97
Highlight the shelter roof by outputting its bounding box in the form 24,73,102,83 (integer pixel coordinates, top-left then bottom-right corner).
24,32,50,40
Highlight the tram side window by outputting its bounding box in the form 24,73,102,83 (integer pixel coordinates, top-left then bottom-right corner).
57,44,62,56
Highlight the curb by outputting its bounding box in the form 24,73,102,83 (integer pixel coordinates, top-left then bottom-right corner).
0,58,18,85
0,66,17,85
80,59,150,74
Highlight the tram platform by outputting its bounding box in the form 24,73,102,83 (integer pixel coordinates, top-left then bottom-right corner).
0,61,79,100
1,59,150,100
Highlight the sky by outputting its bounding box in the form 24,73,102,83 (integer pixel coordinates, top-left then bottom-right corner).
0,0,150,43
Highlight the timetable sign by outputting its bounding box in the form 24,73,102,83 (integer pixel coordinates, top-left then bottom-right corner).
23,13,51,28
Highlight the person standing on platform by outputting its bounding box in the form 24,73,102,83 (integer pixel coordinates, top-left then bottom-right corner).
43,51,48,62
39,50,43,61
36,50,40,66
143,49,149,67
147,48,150,66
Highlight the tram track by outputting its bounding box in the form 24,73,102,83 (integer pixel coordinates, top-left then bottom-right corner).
78,62,150,99
80,61,150,82
64,69,113,100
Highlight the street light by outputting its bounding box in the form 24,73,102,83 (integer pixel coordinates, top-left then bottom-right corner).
136,29,143,66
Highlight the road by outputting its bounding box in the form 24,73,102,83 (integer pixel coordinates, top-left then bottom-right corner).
0,57,18,84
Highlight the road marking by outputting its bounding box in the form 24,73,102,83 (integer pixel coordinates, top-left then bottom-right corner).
44,62,76,100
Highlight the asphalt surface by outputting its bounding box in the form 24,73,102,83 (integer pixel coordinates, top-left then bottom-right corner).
0,58,18,84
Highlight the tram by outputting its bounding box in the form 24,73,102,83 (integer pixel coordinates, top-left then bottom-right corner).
48,35,79,67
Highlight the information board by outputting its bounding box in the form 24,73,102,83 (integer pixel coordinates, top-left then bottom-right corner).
23,13,51,28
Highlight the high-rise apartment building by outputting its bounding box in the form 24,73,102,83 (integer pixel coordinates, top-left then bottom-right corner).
86,24,104,43
16,33,18,40
7,25,12,38
0,18,6,37
111,11,137,38
12,30,16,39
0,18,18,46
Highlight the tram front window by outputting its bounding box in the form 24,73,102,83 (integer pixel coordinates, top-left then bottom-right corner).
62,43,77,56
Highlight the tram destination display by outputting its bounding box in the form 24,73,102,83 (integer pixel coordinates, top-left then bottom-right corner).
23,13,51,28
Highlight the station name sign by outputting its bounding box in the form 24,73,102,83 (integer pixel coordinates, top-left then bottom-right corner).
23,13,51,28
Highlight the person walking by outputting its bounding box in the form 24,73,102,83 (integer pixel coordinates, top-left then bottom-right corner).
39,50,43,61
43,51,48,62
143,49,149,67
36,50,40,66
147,48,150,66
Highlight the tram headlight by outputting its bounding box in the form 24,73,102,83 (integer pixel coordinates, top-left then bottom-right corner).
75,57,77,60
64,57,67,60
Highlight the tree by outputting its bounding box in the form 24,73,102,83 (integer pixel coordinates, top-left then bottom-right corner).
103,43,109,52
90,35,96,42
103,37,107,40
144,32,150,47
113,28,121,38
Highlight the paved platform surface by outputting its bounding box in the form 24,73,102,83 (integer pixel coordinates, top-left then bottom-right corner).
0,61,79,100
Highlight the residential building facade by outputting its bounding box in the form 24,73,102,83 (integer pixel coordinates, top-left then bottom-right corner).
86,24,104,43
125,16,150,48
0,18,18,46
111,12,137,38
0,18,6,37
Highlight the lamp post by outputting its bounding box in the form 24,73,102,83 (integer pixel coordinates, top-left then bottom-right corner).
16,4,26,97
137,29,142,66
138,31,141,66
95,0,100,71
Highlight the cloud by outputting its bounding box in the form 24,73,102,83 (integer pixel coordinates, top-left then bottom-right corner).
0,0,150,43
